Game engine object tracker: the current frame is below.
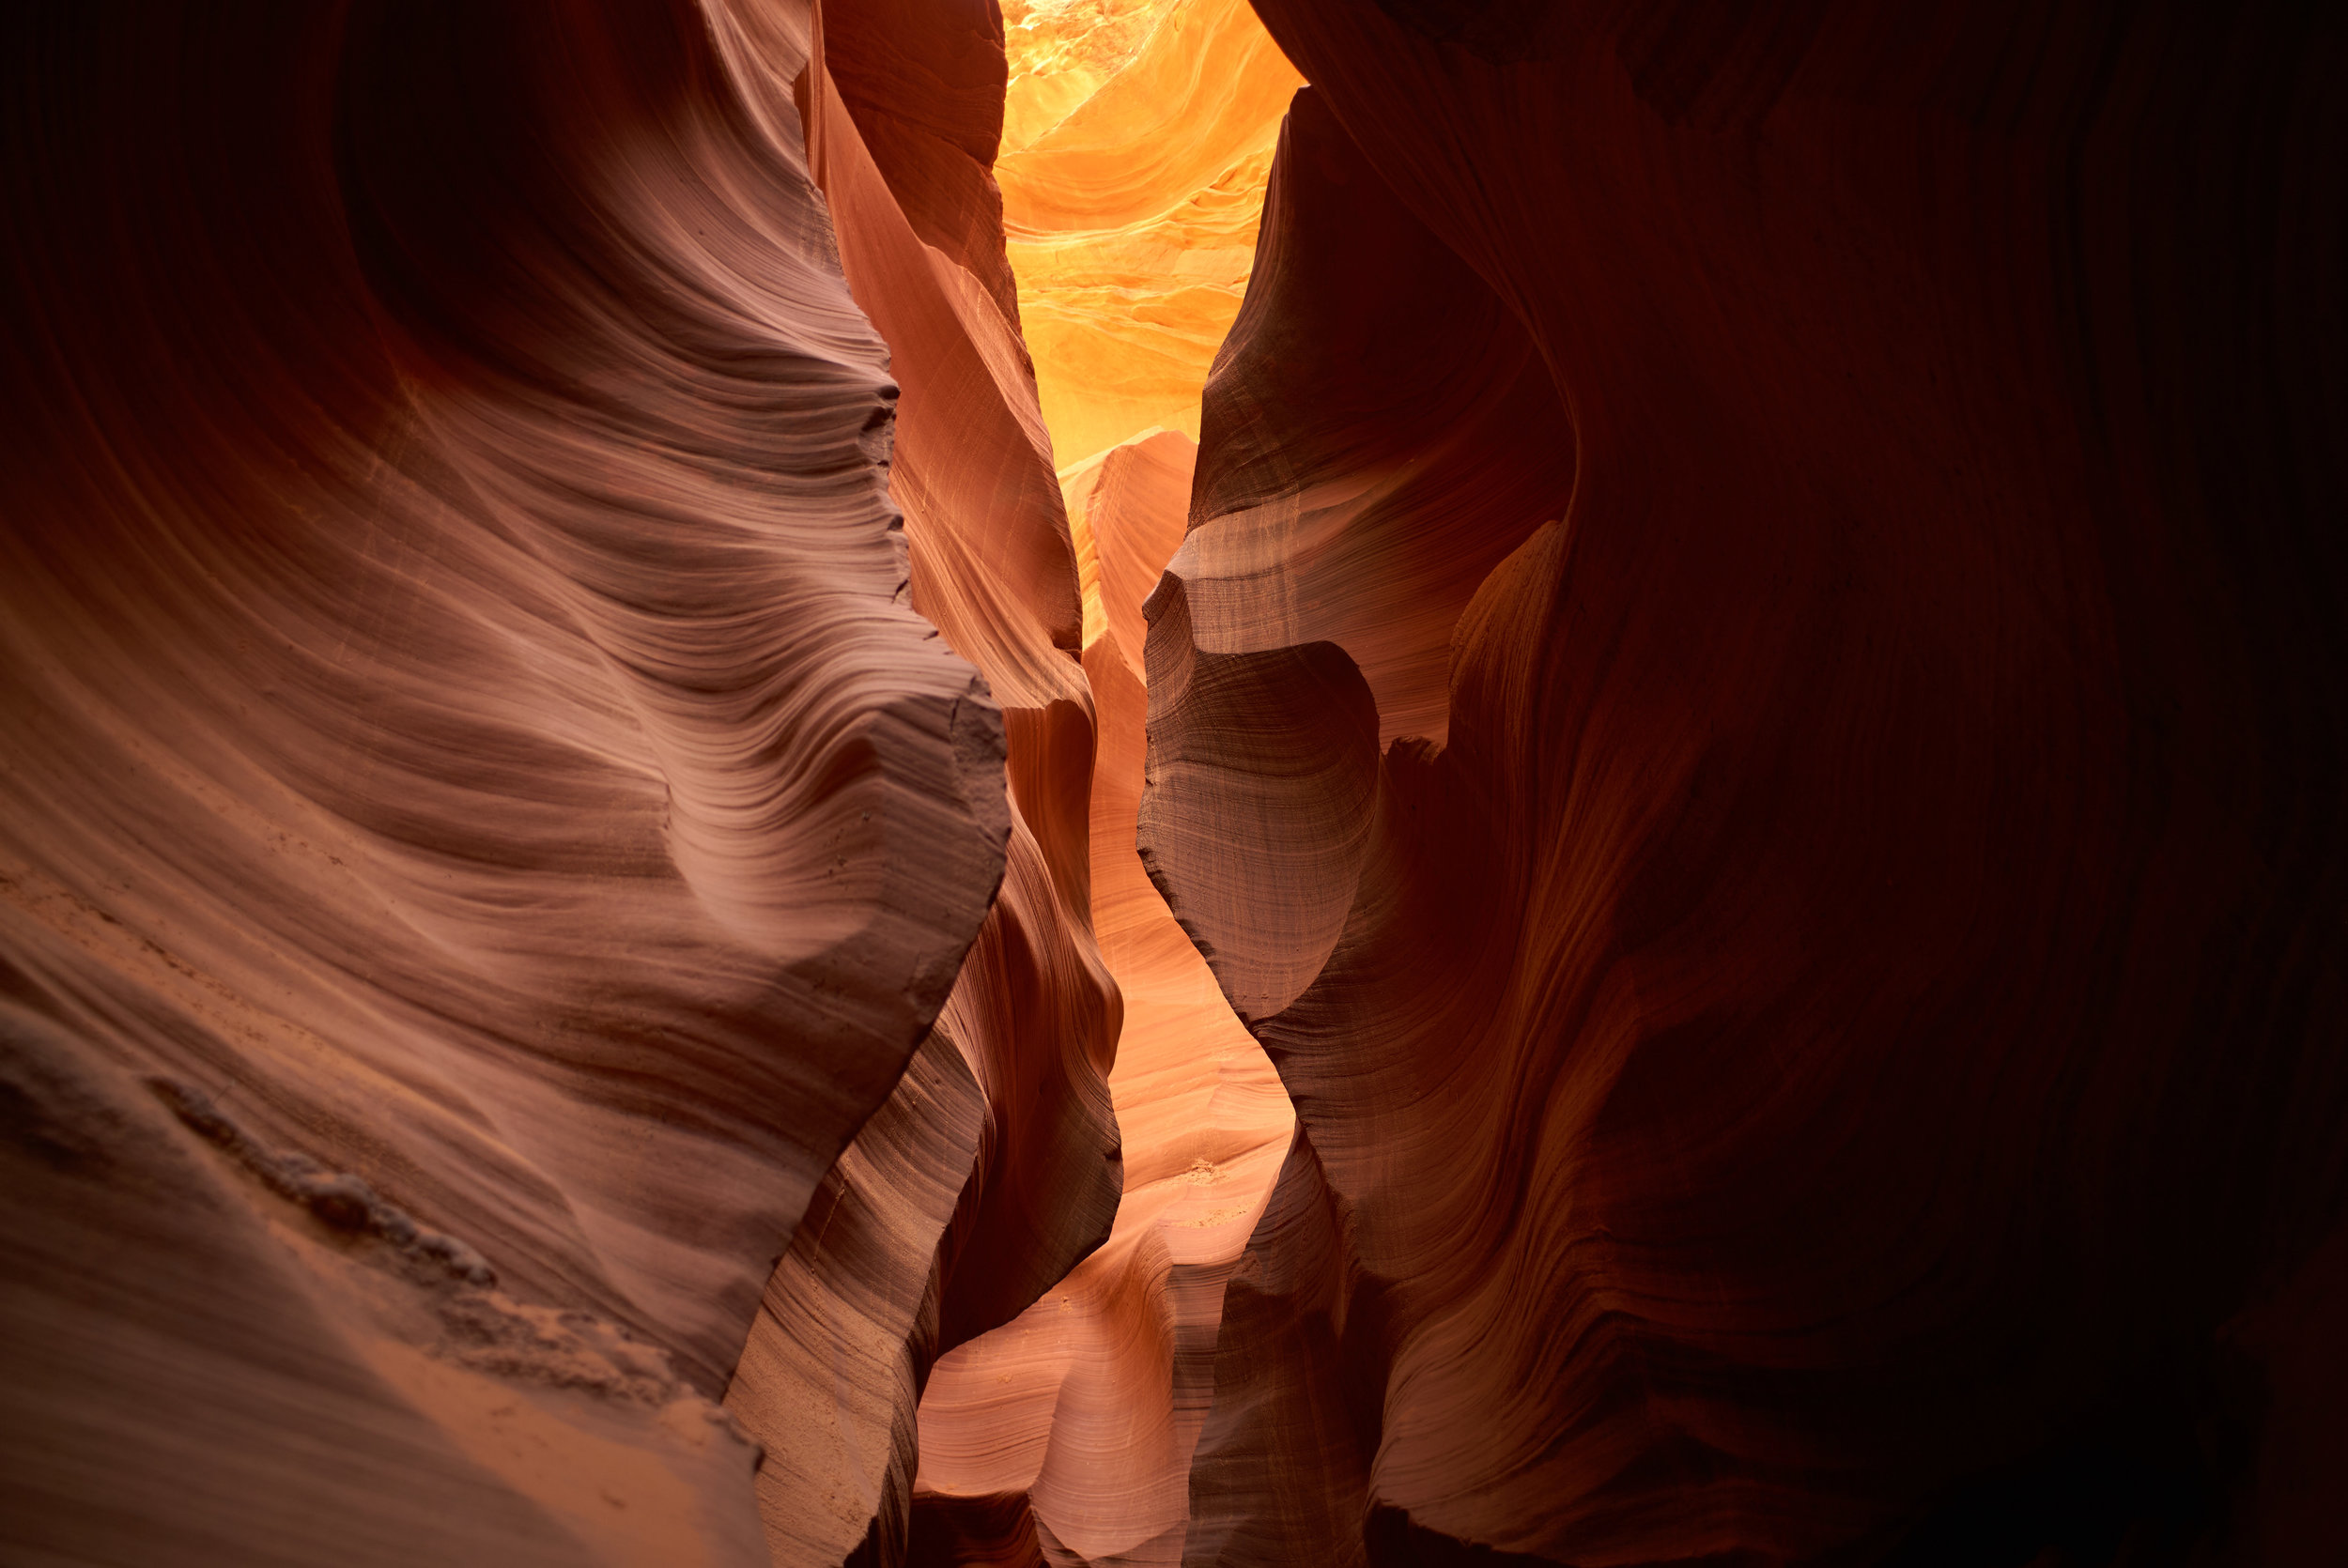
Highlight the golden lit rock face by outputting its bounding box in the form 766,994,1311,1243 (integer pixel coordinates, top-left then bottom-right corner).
998,0,1165,156
996,0,1304,468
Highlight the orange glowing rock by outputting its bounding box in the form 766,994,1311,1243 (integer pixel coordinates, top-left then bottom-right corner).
996,0,1303,469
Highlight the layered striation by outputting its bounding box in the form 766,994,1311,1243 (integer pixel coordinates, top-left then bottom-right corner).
1148,4,2348,1564
890,4,1305,1560
0,0,1095,1562
703,2,1131,1562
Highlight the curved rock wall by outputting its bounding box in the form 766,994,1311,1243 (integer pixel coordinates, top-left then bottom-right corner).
1149,2,2348,1564
0,1,1097,1562
647,2,1129,1562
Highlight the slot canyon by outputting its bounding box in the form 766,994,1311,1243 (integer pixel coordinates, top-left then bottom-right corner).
2,0,2342,1563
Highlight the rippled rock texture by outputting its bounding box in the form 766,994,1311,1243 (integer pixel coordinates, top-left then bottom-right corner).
726,5,1123,1560
894,3,1302,1557
6,0,2346,1566
1148,3,2348,1565
1,1,1104,1562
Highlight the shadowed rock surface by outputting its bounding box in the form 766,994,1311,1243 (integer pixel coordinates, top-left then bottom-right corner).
1147,3,2348,1564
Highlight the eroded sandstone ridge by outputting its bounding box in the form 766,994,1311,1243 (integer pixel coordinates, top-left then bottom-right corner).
2,2,1102,1563
719,3,1125,1563
898,6,1302,1560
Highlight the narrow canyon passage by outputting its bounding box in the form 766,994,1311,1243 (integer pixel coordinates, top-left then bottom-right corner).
4,3,2345,1568
910,6,1304,1559
716,0,1312,1559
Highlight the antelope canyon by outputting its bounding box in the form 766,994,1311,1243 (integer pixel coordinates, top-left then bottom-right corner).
3,2,2343,1568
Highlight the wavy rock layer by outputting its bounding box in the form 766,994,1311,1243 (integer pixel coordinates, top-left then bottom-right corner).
0,1,1042,1562
1150,4,2348,1565
996,0,1303,467
717,3,1126,1564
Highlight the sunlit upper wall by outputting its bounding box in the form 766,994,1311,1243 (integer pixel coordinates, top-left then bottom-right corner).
996,0,1303,470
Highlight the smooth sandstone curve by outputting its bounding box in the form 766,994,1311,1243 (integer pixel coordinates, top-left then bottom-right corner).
1149,2,2348,1563
2,1,1008,1560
